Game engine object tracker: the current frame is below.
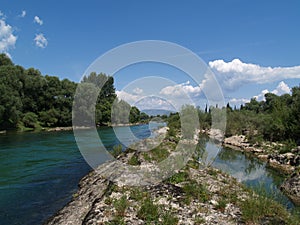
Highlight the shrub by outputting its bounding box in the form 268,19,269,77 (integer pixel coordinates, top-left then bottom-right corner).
111,144,122,158
128,154,140,165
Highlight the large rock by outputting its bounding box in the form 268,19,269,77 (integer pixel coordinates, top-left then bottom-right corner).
44,170,109,225
280,171,300,205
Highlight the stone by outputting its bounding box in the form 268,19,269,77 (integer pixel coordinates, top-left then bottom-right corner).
280,171,300,205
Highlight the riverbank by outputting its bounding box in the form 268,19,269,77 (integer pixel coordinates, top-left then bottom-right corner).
45,128,297,224
223,134,300,206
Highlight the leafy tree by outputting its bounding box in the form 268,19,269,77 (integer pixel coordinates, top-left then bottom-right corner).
22,112,38,128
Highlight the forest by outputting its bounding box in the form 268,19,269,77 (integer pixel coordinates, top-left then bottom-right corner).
0,54,148,131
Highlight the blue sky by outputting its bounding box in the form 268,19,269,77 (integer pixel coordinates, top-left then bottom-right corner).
1,0,300,109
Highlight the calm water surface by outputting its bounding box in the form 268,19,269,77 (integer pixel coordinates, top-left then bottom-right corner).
0,125,153,225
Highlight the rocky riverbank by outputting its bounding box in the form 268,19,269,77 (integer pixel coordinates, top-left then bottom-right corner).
223,134,300,206
45,129,297,224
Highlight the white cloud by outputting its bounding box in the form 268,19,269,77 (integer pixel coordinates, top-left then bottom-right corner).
135,96,174,111
253,89,269,102
160,81,202,97
209,58,300,90
229,98,250,106
133,87,143,95
20,10,26,18
229,81,291,106
116,90,175,111
0,19,17,53
272,81,291,95
34,33,48,48
34,16,43,25
116,90,141,105
253,81,291,101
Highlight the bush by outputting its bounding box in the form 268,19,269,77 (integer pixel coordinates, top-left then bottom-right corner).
22,112,38,128
111,144,122,158
128,154,140,165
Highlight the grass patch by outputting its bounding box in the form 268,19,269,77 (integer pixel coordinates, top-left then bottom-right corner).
239,189,292,224
161,211,178,225
128,154,140,165
113,195,129,217
166,171,189,184
111,144,122,158
215,198,227,212
129,187,145,201
142,152,152,162
142,146,170,163
137,196,159,223
183,180,210,204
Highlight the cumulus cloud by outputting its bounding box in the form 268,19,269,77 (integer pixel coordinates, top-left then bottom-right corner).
116,90,141,105
34,33,48,48
34,16,43,25
272,81,291,95
253,89,269,102
230,81,292,106
19,10,26,18
160,81,202,97
253,81,291,101
209,58,300,90
0,19,17,53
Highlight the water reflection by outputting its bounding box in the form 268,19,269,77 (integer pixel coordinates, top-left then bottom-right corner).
205,142,295,209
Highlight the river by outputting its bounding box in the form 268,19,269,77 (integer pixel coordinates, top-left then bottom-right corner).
0,125,297,225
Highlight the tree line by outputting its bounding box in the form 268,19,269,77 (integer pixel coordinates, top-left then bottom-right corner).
165,88,300,146
226,88,300,145
0,54,148,131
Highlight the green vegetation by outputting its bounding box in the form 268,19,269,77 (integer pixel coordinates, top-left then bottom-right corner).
182,180,210,203
161,211,178,225
129,187,145,201
238,186,300,225
0,54,149,130
113,195,129,217
226,90,300,145
127,154,140,165
137,196,159,222
166,171,189,184
111,144,123,158
146,146,169,162
240,193,288,224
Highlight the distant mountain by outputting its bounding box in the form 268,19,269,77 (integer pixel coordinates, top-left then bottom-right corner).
141,109,176,116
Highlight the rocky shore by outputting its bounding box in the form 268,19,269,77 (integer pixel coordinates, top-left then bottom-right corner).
45,129,296,225
223,134,300,206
